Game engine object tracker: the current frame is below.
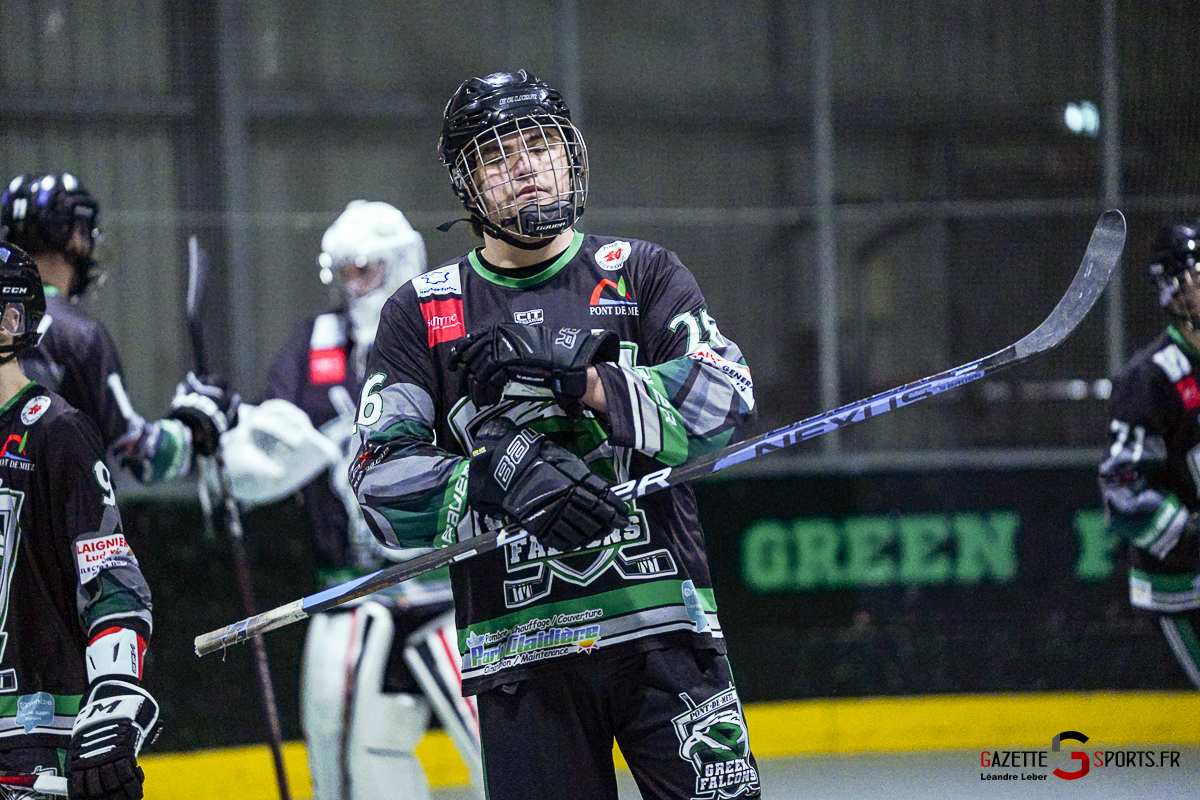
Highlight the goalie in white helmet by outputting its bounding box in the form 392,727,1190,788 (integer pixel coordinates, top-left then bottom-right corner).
318,200,426,373
221,201,482,800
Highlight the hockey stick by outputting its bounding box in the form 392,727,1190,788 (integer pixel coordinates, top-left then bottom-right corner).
186,237,293,800
196,209,1126,657
0,773,67,797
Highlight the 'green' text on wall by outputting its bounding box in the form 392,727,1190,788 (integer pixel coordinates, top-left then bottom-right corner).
741,512,1019,592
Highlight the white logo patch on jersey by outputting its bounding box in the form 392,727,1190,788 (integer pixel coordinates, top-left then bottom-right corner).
19,396,51,426
75,533,137,584
413,266,462,298
1152,344,1192,383
596,241,632,271
514,309,544,325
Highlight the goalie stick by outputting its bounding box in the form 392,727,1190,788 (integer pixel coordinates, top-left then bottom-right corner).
0,773,66,798
195,209,1126,658
186,237,293,800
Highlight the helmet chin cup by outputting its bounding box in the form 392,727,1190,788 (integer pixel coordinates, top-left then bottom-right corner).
509,200,576,239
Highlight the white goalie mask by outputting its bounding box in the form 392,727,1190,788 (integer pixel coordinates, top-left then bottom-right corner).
318,200,426,349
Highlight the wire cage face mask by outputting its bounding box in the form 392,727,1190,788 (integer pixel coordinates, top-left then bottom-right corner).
454,115,588,240
1151,261,1200,330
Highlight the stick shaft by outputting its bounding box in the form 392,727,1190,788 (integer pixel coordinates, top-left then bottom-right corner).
186,235,291,800
196,210,1126,658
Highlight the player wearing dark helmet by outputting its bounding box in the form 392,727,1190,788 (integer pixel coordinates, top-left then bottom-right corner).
353,71,761,799
1099,219,1200,690
0,172,235,487
0,242,158,799
1147,220,1200,331
439,69,587,247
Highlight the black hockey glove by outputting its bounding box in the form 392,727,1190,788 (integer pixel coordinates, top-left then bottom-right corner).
167,372,239,456
467,418,628,552
69,679,160,800
449,324,619,413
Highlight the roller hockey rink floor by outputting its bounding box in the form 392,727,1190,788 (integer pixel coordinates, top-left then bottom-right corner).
427,748,1200,800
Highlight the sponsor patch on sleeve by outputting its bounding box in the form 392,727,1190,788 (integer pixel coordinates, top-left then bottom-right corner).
690,348,754,406
75,533,138,584
596,240,632,271
20,395,51,426
413,266,462,298
421,297,466,347
1176,376,1200,410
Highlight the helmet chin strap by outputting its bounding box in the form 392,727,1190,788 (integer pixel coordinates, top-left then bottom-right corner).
433,215,557,251
438,199,577,251
484,200,578,250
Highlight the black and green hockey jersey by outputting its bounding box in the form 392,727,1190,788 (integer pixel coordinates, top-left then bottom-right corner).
1100,325,1200,612
353,232,755,694
0,382,152,749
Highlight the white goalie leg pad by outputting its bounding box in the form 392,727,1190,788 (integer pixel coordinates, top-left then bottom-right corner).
301,602,433,800
404,610,485,799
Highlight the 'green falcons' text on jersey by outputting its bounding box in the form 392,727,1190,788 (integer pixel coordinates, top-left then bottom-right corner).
352,233,755,694
0,383,152,748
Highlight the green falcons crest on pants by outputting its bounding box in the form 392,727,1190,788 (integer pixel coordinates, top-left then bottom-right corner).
673,688,759,800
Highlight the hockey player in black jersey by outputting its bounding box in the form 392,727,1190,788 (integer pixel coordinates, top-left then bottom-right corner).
1100,220,1200,689
0,242,157,799
0,173,233,486
352,71,761,799
219,200,482,800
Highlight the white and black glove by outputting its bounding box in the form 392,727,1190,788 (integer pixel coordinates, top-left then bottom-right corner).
168,372,239,456
468,418,628,551
449,324,619,413
69,679,160,800
220,399,342,506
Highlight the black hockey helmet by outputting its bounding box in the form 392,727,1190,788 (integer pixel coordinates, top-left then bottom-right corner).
437,70,588,243
1147,219,1200,328
0,172,102,298
0,241,47,362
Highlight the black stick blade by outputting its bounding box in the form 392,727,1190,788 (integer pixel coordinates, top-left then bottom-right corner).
186,235,211,374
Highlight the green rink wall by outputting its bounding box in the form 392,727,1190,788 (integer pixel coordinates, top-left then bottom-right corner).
119,463,1188,754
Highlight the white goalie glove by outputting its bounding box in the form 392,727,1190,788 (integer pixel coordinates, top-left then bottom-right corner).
220,398,343,506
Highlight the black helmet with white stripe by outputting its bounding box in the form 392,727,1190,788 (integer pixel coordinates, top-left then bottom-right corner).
0,172,102,298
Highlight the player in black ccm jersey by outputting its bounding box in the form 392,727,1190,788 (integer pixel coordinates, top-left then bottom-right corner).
1100,220,1200,689
0,173,233,487
351,71,760,799
0,243,157,799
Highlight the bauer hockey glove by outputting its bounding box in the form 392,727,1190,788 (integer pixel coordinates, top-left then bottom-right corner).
449,324,619,413
69,679,160,800
167,371,239,456
467,417,628,551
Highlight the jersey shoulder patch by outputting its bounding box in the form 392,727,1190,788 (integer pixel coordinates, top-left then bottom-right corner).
595,240,632,271
412,265,462,298
1151,343,1192,382
19,394,52,426
413,264,466,347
